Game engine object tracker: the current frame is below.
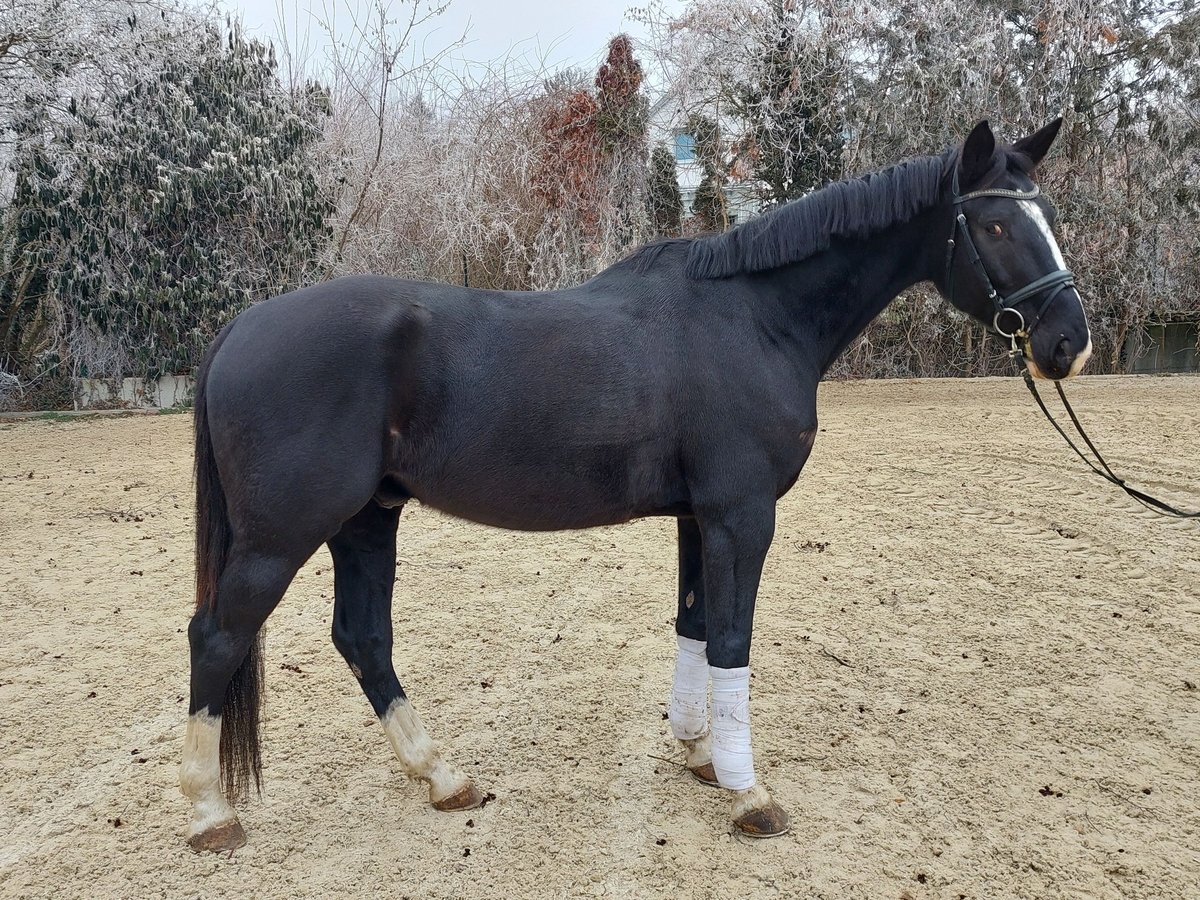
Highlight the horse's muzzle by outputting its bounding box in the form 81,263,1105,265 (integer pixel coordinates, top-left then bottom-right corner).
1028,334,1092,381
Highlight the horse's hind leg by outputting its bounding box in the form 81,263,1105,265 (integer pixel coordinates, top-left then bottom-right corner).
328,500,482,811
671,518,717,785
183,547,303,851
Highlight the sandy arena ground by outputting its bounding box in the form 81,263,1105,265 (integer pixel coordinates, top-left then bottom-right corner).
1,375,1198,899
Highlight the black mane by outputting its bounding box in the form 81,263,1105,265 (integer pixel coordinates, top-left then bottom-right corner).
684,149,956,280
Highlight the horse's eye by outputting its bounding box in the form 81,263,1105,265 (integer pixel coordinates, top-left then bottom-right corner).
986,223,1003,236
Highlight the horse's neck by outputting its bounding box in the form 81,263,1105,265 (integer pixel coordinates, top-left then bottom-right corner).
758,212,940,375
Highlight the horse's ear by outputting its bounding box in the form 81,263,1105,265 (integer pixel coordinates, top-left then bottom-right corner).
959,120,996,188
1013,117,1063,168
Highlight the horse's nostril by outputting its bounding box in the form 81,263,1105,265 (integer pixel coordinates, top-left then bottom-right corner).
1049,338,1074,379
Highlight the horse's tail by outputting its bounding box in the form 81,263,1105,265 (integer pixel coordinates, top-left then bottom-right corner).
194,323,263,803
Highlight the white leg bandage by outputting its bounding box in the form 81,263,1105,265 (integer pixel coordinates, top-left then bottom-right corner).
710,665,756,791
669,635,710,740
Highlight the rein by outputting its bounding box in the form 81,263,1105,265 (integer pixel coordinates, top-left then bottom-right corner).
1018,367,1200,519
945,168,1200,519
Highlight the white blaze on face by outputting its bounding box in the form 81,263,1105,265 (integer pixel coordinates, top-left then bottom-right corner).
180,712,238,837
1017,198,1092,376
1017,199,1067,269
380,698,471,803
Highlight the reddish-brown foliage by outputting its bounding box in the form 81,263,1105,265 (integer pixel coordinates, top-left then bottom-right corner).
595,34,643,108
532,88,601,231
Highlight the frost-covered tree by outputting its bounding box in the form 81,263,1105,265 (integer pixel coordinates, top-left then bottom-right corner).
526,36,654,287
0,107,58,390
1,19,333,384
725,0,848,203
647,145,684,237
593,34,651,259
528,71,603,288
686,113,728,231
0,0,202,397
316,0,466,276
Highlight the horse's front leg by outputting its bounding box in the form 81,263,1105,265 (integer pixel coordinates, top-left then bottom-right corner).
670,518,718,785
696,497,790,838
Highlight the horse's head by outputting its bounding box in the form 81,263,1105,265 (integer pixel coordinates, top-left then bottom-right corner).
939,118,1091,380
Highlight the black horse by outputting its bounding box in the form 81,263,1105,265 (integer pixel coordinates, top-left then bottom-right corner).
181,119,1091,850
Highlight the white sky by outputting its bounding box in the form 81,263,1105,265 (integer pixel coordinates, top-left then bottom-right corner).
219,0,684,76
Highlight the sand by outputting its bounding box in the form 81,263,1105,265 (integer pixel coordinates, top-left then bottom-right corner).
1,375,1198,899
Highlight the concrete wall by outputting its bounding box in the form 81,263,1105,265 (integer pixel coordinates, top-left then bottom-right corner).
1125,322,1199,374
75,375,194,410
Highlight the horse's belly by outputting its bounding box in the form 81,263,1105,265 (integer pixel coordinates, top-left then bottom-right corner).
396,447,683,531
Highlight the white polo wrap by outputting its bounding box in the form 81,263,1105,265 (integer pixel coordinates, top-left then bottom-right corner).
669,635,709,740
710,665,756,790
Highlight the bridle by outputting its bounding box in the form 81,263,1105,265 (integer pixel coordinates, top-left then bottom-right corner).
943,166,1198,519
943,167,1076,357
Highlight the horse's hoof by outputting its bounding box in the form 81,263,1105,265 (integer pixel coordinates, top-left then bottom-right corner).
689,762,720,787
432,781,484,812
187,819,247,853
733,801,791,839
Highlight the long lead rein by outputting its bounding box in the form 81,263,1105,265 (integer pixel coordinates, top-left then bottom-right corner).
1019,366,1200,519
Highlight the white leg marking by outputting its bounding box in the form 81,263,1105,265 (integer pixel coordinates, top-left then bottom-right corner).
669,635,710,741
709,665,756,791
180,712,238,838
731,783,774,818
380,698,470,803
680,733,714,769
